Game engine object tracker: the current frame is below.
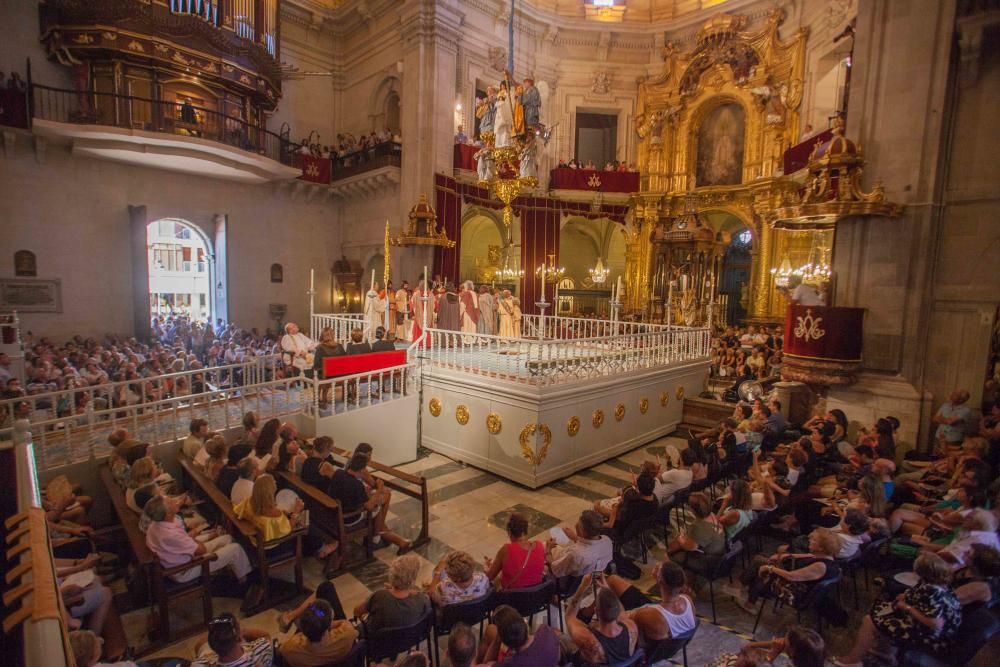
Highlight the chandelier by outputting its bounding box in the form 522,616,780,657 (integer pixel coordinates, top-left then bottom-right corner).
588,257,610,284
537,253,565,283
770,246,832,287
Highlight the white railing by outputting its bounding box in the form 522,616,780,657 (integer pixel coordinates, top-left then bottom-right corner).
0,356,303,471
311,313,365,342
520,315,672,340
307,363,417,417
419,324,710,386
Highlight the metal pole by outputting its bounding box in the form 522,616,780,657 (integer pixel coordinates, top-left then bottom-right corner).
507,0,515,73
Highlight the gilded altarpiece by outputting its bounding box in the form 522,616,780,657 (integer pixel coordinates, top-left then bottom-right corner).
628,10,806,319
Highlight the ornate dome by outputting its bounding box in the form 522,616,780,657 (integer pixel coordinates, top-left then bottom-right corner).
809,117,860,161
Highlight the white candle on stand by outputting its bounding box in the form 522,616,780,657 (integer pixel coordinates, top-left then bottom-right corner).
370,269,375,292
310,268,315,292
616,276,623,302
539,265,546,301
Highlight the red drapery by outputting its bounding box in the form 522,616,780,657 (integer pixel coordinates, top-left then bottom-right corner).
453,144,478,171
432,174,630,311
549,168,639,193
519,198,560,314
434,173,463,284
296,154,332,184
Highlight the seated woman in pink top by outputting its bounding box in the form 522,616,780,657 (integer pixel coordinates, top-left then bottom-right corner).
483,512,545,590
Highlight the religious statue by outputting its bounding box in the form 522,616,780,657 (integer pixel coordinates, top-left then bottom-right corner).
519,134,538,180
494,83,514,148
512,84,526,136
521,77,541,129
474,146,497,184
476,86,497,141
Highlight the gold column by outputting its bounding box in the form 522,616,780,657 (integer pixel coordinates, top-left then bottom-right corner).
750,219,773,318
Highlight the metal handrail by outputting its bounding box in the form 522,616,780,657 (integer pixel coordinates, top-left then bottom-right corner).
29,83,296,165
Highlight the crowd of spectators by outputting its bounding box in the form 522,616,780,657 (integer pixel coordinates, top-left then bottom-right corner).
295,128,402,170
0,315,285,427
555,157,638,172
711,324,784,382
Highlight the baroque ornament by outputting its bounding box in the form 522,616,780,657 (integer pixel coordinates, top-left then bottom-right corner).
794,309,826,342
567,416,580,437
615,403,626,422
519,423,552,466
428,398,442,417
660,391,670,406
592,409,605,428
639,398,649,414
676,386,685,400
456,405,470,425
486,412,502,434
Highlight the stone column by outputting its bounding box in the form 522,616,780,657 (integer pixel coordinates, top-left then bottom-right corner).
128,205,150,341
397,0,463,284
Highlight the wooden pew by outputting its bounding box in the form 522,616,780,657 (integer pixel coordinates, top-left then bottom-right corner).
176,454,305,614
99,465,215,650
274,469,375,574
331,446,430,549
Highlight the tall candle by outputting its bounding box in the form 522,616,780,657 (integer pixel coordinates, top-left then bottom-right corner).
539,265,546,301
310,268,315,292
616,276,623,302
370,269,375,292
423,265,428,289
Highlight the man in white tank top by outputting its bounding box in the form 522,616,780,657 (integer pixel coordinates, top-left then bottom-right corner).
602,559,697,645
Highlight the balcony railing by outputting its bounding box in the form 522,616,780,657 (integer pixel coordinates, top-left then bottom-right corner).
30,84,295,166
331,141,402,181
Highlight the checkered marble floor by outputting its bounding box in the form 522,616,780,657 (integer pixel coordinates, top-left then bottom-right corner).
133,436,976,666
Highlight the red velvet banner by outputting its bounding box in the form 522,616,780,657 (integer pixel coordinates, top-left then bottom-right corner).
783,128,833,174
324,350,407,377
296,154,332,184
434,173,463,284
549,168,639,193
519,199,560,315
784,306,864,362
453,144,478,171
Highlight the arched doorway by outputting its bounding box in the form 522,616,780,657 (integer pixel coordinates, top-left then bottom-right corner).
699,211,752,326
558,217,626,316
459,213,505,285
146,218,213,323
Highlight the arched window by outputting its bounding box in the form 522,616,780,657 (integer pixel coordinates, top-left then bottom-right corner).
385,91,401,136
270,263,283,283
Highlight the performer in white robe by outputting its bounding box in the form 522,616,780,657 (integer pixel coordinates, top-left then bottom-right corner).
498,290,516,338
494,89,513,148
459,281,480,344
280,322,317,376
363,285,386,343
395,283,411,341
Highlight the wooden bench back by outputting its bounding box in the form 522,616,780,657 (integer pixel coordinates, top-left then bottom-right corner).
176,454,257,543
99,466,154,566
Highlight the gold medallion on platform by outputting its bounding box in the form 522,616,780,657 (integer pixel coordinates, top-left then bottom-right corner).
429,398,442,417
456,405,470,425
639,398,649,414
676,386,685,400
486,412,502,434
519,423,552,466
592,409,604,428
660,391,669,407
615,403,626,422
567,416,580,436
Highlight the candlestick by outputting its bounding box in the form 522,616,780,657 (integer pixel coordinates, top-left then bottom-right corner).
616,276,623,302
370,269,375,292
310,268,315,292
538,265,546,302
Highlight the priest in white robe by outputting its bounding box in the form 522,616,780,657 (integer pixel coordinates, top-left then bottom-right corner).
395,282,411,341
363,284,387,343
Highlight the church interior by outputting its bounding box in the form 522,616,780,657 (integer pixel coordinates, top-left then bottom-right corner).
2,1,1000,666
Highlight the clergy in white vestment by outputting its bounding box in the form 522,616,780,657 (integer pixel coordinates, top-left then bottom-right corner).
459,281,480,344
498,290,516,338
395,282,411,341
477,285,497,336
363,286,387,343
280,322,317,375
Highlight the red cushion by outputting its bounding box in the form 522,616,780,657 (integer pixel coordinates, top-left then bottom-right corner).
324,351,407,377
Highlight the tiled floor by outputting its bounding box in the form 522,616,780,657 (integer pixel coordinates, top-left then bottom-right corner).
131,436,986,666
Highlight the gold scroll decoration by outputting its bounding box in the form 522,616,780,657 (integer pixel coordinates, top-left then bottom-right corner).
486,412,502,434
660,391,670,407
429,398,442,417
615,403,626,422
639,398,649,414
567,416,581,437
456,405,470,425
519,423,552,466
593,409,605,428
676,386,685,400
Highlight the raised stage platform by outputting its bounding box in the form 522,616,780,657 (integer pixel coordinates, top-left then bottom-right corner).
416,317,711,487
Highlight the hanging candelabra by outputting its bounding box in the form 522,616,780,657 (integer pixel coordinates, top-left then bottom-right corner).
588,257,610,285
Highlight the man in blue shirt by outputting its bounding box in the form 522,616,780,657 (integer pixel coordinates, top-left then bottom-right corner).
933,389,972,450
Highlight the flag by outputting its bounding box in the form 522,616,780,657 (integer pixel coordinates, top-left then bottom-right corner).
298,154,331,184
